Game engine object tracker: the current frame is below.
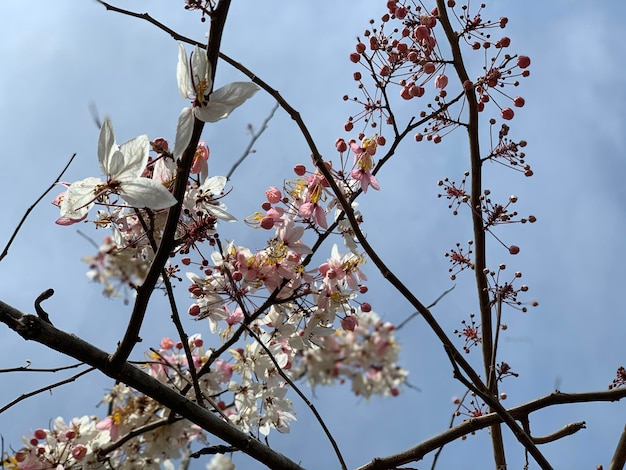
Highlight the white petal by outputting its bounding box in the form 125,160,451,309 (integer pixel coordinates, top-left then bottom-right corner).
116,135,150,180
198,175,227,195
59,177,102,219
119,178,177,210
191,45,212,96
195,82,259,122
97,118,117,175
207,203,237,222
173,107,194,159
177,43,193,99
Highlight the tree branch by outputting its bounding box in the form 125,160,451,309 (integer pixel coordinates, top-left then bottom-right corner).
0,299,304,470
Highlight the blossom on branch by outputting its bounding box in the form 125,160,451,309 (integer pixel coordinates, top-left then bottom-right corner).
58,118,177,222
177,43,260,122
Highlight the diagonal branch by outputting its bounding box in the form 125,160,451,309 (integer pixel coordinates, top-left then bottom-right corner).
106,0,231,370
0,153,77,263
0,300,304,470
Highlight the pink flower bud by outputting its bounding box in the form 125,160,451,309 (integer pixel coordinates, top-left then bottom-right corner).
410,84,425,97
353,71,362,81
34,429,46,440
497,37,511,48
509,245,520,255
294,164,307,176
160,337,174,350
422,61,435,74
152,138,169,153
394,6,407,19
435,74,448,89
335,138,348,153
517,55,531,69
513,96,525,107
341,315,358,331
400,86,413,100
356,42,366,54
65,429,76,440
501,107,515,120
361,302,372,312
260,217,275,230
349,52,361,63
190,142,209,174
188,304,201,316
72,445,88,460
344,121,354,132
265,186,282,204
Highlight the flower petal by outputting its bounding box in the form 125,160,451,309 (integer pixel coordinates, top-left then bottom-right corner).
119,178,177,210
198,175,227,195
173,106,194,159
195,82,259,122
177,43,193,100
59,176,102,220
116,134,150,180
97,118,117,175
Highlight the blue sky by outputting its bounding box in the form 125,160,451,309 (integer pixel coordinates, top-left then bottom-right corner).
1,1,625,469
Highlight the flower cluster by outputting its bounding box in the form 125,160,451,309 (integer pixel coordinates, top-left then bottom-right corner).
345,0,530,144
40,35,407,468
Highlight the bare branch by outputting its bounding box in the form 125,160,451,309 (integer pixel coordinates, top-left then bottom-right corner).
226,102,279,180
0,367,95,414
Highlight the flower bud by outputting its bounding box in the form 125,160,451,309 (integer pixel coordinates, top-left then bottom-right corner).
341,315,358,331
265,186,282,204
517,56,531,69
501,107,515,120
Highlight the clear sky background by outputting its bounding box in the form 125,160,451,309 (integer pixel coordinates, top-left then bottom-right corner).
1,1,625,469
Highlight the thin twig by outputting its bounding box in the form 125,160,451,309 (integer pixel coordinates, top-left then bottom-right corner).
243,324,348,470
430,388,470,470
0,362,84,374
0,367,95,414
397,285,456,330
226,102,279,180
0,153,77,263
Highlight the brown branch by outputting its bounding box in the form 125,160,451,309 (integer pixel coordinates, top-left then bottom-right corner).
532,421,586,445
105,0,232,370
0,367,95,414
610,424,626,470
435,2,506,467
0,300,304,470
357,389,626,470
